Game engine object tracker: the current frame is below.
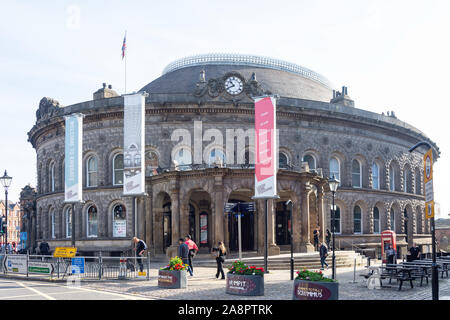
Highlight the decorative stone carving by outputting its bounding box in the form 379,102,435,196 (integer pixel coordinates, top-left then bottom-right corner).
36,97,63,122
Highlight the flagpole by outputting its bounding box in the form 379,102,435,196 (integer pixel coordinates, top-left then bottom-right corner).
123,30,127,94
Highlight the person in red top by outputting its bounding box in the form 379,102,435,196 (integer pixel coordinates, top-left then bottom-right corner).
184,235,199,275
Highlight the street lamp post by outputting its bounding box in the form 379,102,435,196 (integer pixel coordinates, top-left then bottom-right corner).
286,200,294,280
409,141,438,300
328,175,339,280
0,170,12,253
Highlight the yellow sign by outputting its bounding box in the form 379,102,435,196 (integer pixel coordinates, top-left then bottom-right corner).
53,247,77,258
424,149,433,183
426,201,434,219
423,149,434,219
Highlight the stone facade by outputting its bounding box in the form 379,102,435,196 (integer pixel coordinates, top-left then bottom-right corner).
26,54,438,257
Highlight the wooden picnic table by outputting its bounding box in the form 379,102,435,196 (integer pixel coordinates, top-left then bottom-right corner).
381,264,416,291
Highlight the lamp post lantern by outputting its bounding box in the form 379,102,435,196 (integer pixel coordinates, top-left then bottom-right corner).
0,170,12,253
328,175,339,280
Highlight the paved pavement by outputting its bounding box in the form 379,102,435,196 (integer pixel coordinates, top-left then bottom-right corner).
79,263,450,300
0,278,150,300
1,262,449,300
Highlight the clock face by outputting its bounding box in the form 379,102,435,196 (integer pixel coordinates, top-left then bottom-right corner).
224,76,243,95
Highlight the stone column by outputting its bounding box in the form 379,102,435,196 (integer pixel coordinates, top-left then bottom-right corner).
167,189,180,258
145,193,153,253
386,207,391,231
317,186,325,243
368,207,374,234
268,199,280,255
300,183,314,252
292,198,301,252
179,202,189,240
213,186,225,244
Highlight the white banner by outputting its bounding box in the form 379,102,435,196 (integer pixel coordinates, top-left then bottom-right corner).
123,93,146,195
254,96,277,198
65,114,83,202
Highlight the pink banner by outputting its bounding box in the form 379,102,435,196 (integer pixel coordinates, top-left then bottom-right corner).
254,96,277,198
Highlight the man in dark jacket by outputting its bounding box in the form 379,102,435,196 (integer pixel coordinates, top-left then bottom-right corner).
409,243,421,261
178,238,193,276
319,242,329,270
132,237,147,272
39,242,50,256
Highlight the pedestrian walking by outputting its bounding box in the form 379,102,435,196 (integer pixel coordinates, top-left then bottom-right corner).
184,235,199,275
319,242,329,270
313,226,320,251
132,237,147,273
409,243,421,261
178,238,193,276
325,229,331,249
212,241,227,279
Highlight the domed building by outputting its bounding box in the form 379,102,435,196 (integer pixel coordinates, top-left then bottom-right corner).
26,53,438,258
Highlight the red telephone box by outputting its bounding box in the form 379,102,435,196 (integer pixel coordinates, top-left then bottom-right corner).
381,230,397,263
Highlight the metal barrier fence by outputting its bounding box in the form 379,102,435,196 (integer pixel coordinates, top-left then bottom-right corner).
0,253,150,281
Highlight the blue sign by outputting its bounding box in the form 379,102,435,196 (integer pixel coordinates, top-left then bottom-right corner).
224,202,256,213
20,232,27,241
71,257,85,274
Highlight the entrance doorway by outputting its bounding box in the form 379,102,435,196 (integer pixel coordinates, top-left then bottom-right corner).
228,207,254,252
275,201,291,245
163,202,171,253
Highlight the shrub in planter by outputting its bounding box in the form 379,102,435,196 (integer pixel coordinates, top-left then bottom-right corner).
158,256,189,289
226,260,264,296
293,269,338,300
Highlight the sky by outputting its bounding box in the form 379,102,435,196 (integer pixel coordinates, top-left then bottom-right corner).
0,1,449,218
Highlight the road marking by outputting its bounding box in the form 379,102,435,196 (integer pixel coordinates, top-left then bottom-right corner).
16,281,56,300
2,290,85,300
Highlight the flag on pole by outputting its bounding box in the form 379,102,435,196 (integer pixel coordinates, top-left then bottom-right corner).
122,32,127,59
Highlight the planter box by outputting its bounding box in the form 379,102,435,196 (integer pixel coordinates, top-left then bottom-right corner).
158,270,187,289
293,279,338,300
226,273,264,296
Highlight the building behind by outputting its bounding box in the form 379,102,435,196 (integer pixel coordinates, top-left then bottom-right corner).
24,53,439,259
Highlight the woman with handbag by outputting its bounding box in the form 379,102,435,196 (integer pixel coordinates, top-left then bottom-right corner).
212,241,227,279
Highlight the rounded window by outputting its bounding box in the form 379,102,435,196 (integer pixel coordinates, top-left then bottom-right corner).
112,204,126,237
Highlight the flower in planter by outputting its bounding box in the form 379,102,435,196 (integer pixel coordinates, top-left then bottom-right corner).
160,256,189,271
295,269,335,282
228,260,264,276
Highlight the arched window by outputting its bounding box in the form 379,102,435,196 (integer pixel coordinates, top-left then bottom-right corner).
87,156,98,187
403,169,408,193
389,164,396,191
352,160,362,188
174,148,192,170
208,148,226,167
331,205,341,234
113,154,124,185
145,150,159,176
390,207,395,231
353,205,362,234
112,204,126,237
244,149,255,168
65,207,72,238
415,168,421,195
303,154,316,170
49,162,55,192
87,205,98,237
329,157,340,184
279,152,288,169
373,207,380,233
50,208,56,239
372,162,380,190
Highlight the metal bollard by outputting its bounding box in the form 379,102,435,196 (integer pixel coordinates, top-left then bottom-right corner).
146,251,150,281
98,252,102,280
